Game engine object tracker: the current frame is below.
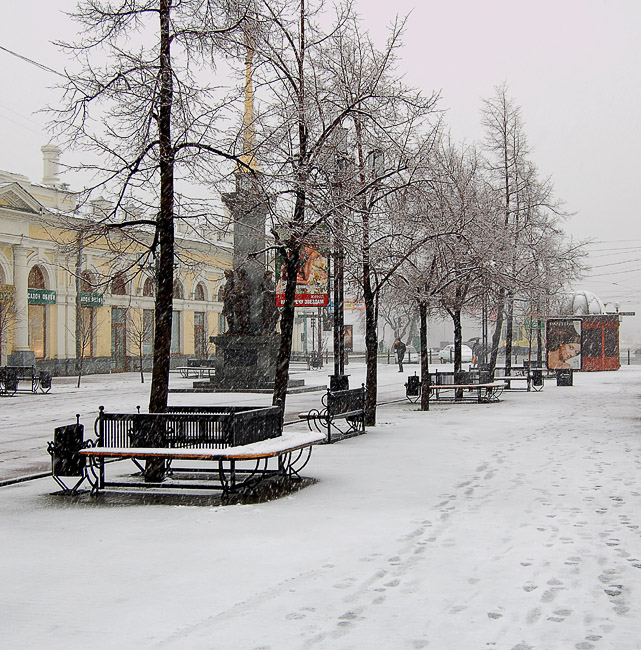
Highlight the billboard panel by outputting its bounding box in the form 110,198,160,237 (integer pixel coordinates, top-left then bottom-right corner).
546,318,582,370
276,247,329,307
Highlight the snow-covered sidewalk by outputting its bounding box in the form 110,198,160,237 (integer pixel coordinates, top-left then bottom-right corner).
1,366,641,649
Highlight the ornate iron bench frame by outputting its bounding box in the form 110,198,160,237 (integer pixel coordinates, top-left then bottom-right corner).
406,372,504,404
0,366,52,395
301,384,366,443
48,405,323,497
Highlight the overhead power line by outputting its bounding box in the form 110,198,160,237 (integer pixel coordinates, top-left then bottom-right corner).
0,44,66,78
590,257,641,269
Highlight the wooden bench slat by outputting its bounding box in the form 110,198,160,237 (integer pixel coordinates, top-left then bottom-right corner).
430,382,505,390
80,431,325,461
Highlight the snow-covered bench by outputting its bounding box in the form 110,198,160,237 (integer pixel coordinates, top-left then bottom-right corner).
175,358,216,378
79,430,325,496
0,365,51,395
48,405,324,497
427,381,505,403
408,372,504,403
299,385,366,443
494,368,544,391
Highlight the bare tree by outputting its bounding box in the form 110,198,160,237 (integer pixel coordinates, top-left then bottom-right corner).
392,138,495,408
482,84,578,374
126,306,155,384
243,0,435,411
317,19,441,424
51,0,249,413
75,302,100,387
0,287,15,366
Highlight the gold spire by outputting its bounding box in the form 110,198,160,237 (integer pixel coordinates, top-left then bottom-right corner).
239,30,258,173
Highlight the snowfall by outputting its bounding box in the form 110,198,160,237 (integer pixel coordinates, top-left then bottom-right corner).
1,360,641,650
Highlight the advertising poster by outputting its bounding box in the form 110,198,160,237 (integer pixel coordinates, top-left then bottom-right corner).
344,324,353,352
546,318,582,370
276,247,329,307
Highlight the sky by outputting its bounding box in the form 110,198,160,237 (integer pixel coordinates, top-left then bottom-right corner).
1,0,641,330
2,363,641,648
357,0,641,311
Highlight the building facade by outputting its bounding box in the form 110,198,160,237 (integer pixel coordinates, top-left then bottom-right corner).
0,148,232,374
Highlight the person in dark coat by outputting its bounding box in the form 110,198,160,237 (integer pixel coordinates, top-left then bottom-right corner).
393,338,407,373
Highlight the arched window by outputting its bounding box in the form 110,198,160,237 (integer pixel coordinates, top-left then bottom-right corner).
194,282,206,301
111,274,127,296
28,265,47,359
173,281,184,300
28,266,45,290
80,271,94,293
143,277,155,297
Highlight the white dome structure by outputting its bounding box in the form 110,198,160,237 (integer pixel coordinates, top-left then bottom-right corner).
559,290,606,316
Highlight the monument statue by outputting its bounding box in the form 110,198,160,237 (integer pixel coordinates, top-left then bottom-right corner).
193,29,303,392
261,270,280,333
222,269,236,334
233,268,251,334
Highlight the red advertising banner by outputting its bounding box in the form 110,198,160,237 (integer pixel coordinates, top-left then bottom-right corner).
276,247,329,307
276,293,328,307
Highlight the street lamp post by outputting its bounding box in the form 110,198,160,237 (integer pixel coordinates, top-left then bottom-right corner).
330,139,349,392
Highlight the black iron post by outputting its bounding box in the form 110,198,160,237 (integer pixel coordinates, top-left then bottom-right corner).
481,301,488,364
330,152,349,392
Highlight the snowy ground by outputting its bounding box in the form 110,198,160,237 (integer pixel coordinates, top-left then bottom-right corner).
1,363,641,649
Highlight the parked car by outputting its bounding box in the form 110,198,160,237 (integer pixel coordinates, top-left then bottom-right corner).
405,345,419,363
438,343,473,364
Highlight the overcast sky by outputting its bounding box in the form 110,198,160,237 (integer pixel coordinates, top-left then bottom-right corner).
2,0,640,325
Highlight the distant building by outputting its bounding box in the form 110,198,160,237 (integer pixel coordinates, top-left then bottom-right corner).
0,146,232,374
559,289,606,316
547,289,620,371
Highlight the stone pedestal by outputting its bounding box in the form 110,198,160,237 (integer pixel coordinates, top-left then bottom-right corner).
8,349,36,367
212,334,278,389
194,334,301,392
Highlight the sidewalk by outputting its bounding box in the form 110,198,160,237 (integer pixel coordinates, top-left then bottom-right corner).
1,366,640,649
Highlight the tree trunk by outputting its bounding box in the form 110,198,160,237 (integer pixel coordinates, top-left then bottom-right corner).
355,118,378,427
363,280,378,426
419,300,430,411
149,0,174,417
139,338,145,384
76,356,83,389
75,235,83,387
504,293,514,374
453,308,463,400
536,304,543,365
273,246,300,412
489,288,506,378
453,309,463,372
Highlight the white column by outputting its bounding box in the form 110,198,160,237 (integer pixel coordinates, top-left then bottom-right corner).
12,245,30,351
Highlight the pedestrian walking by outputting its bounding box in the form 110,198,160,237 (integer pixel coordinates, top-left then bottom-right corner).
393,338,407,373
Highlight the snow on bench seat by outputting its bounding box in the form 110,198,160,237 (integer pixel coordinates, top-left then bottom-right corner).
79,430,325,461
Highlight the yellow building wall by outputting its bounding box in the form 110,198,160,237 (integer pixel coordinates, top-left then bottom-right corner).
95,307,112,358
183,311,195,356
3,206,229,367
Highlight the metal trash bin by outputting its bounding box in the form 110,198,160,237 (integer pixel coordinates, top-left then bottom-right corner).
556,368,574,386
39,370,52,392
4,367,19,394
406,374,421,397
532,368,544,388
50,419,85,477
454,370,469,385
330,374,350,392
